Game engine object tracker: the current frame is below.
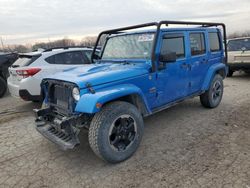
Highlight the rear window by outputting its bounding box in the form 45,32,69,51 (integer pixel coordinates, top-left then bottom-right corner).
12,55,40,67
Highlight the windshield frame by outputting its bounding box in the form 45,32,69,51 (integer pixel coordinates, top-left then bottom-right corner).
99,32,156,62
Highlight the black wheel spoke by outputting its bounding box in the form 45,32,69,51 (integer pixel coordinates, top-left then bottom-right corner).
111,126,119,135
117,143,126,151
111,136,121,148
127,132,135,142
126,122,135,132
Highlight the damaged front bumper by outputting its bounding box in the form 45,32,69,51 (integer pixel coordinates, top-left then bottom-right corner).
34,108,81,150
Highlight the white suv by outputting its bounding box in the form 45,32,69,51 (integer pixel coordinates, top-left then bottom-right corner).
227,37,250,76
8,47,93,101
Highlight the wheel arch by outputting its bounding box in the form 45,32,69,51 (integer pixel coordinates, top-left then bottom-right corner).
75,84,151,115
201,63,227,91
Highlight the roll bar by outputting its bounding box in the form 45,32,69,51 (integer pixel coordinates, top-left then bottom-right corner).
92,21,227,71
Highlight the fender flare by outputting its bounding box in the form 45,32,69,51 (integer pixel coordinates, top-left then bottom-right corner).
201,63,227,91
75,84,151,114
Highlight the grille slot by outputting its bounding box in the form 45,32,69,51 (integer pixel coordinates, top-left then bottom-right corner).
48,126,72,142
54,85,71,108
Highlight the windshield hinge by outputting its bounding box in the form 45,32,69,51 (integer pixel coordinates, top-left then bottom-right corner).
85,83,95,94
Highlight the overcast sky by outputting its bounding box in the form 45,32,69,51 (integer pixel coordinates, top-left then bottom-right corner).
0,0,249,45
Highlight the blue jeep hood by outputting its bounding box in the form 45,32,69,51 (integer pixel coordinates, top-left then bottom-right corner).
45,63,150,89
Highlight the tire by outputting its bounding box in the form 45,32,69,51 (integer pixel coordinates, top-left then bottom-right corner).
244,70,250,74
88,101,144,163
227,69,234,77
200,74,223,108
0,77,7,98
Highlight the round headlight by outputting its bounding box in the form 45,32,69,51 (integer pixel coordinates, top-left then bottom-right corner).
72,87,80,101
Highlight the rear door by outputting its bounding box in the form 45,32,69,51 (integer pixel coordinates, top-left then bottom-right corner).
207,31,223,67
188,31,208,93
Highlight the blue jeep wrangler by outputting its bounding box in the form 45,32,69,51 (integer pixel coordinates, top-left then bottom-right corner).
34,21,228,163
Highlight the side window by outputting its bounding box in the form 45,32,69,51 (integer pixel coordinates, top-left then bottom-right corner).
161,35,185,59
45,55,55,64
190,33,206,56
209,32,221,52
84,50,92,61
46,51,86,64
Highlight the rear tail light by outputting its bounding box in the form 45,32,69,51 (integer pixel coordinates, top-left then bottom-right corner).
16,68,41,78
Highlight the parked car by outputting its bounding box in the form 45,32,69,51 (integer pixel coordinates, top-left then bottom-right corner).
0,52,19,98
227,37,250,76
34,21,227,163
8,47,94,102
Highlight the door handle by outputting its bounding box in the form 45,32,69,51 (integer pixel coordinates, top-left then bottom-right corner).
201,59,208,64
181,63,191,70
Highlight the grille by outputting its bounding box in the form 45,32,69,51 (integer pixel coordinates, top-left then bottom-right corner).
235,56,250,62
46,80,75,114
54,85,71,108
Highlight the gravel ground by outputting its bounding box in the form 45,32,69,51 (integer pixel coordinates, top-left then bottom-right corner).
0,72,249,188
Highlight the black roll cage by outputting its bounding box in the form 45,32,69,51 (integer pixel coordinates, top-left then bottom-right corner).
91,21,227,72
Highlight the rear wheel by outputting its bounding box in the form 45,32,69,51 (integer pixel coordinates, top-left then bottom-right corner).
200,74,223,108
0,77,7,98
88,101,144,163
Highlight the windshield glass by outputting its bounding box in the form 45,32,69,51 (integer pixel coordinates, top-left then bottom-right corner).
101,33,154,60
228,38,250,51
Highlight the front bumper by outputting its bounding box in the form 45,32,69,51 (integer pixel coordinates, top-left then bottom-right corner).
34,108,80,150
228,62,250,71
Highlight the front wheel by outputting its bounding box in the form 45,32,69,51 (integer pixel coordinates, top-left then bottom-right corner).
200,74,224,108
88,101,144,163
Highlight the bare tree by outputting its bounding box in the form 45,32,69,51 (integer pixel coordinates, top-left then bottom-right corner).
80,36,97,47
228,30,250,39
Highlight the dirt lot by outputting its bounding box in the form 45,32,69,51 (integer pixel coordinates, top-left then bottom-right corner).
0,72,250,188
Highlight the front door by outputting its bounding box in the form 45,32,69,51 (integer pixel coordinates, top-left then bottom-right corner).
155,32,190,107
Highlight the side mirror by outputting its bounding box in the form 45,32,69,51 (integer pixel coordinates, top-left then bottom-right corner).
159,52,177,63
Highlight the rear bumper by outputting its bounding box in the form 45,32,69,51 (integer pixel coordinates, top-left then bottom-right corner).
8,76,42,101
228,63,250,71
34,108,80,150
7,80,20,98
19,89,42,101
